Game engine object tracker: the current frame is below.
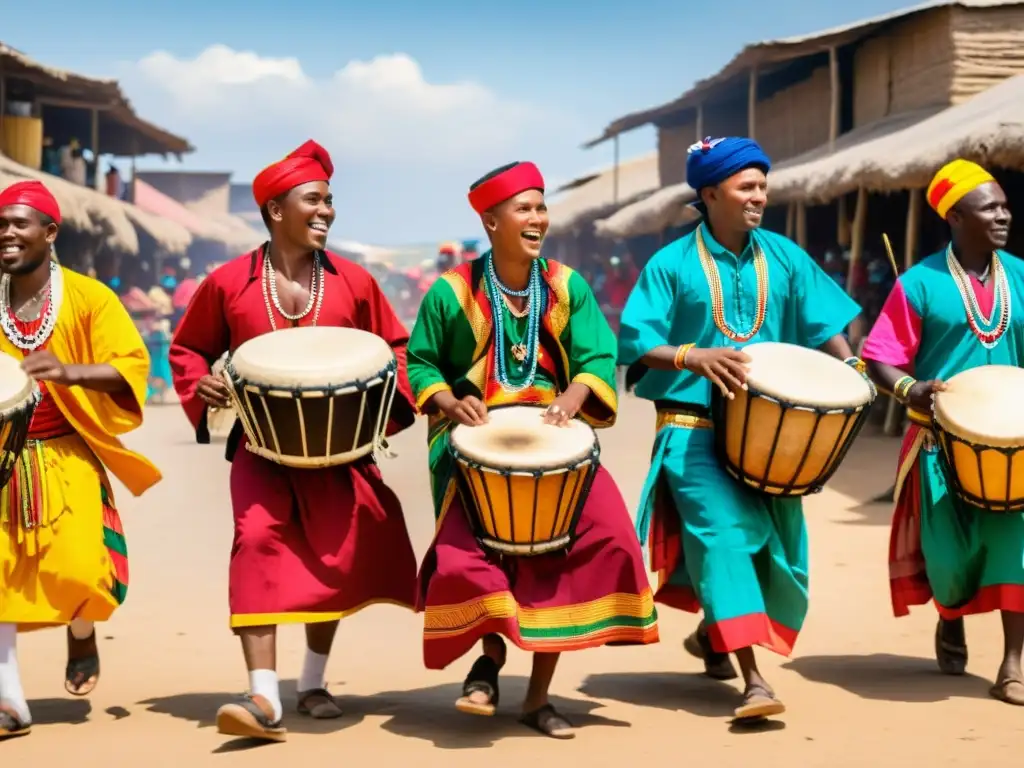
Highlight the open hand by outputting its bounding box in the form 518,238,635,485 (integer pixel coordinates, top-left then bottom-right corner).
440,394,488,426
684,346,752,399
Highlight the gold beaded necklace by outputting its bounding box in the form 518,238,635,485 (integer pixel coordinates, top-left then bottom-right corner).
696,224,769,343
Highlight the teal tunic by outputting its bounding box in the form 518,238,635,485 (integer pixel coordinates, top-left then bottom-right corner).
862,248,1024,616
618,223,861,655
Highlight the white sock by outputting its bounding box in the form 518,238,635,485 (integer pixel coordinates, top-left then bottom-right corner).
0,623,30,725
248,669,282,722
69,619,94,640
298,650,329,693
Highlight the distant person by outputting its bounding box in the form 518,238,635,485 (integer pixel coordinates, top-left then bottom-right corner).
106,165,123,199
41,136,60,177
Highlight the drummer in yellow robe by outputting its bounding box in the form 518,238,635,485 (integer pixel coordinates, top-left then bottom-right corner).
0,180,160,740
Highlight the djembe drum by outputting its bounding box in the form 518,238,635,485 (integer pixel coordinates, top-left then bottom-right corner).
449,405,599,556
932,364,1024,512
221,326,398,467
0,353,40,490
711,341,875,497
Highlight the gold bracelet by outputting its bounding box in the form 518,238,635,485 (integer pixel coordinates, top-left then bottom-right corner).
673,343,694,370
893,375,916,402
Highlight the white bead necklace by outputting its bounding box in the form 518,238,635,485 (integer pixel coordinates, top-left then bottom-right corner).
261,248,325,331
0,260,62,351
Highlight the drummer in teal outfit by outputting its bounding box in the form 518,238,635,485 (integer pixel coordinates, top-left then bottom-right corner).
861,158,1024,706
617,136,864,721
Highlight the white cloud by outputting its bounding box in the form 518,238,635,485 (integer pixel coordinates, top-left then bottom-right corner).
122,45,534,168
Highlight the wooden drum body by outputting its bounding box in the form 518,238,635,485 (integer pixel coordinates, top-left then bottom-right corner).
222,326,398,468
0,353,41,490
449,405,599,556
933,365,1024,513
711,342,875,497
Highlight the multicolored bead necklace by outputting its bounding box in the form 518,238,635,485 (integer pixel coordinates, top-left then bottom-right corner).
946,244,1010,349
486,254,542,392
0,260,62,351
695,224,768,343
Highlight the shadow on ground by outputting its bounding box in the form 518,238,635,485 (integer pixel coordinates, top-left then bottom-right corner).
783,653,994,702
139,676,628,751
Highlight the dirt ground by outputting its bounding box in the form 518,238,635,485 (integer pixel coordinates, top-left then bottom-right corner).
5,396,1021,766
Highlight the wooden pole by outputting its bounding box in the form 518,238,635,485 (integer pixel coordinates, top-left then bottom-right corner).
91,109,100,191
828,45,840,149
785,202,795,239
796,202,808,248
846,186,869,344
904,188,921,271
612,134,620,205
837,194,850,247
695,103,704,141
747,66,758,139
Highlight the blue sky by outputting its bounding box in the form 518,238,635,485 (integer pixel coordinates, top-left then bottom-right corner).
6,0,921,244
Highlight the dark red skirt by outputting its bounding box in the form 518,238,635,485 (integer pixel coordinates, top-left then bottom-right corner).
227,440,417,629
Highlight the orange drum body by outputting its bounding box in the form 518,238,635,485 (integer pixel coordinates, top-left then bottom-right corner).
933,364,1024,513
449,405,599,556
711,342,875,496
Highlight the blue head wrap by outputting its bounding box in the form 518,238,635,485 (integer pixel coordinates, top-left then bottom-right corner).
686,137,771,213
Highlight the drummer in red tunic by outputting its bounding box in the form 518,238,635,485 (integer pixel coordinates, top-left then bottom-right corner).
169,140,418,743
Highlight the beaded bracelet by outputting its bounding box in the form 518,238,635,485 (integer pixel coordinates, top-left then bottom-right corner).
893,375,917,403
673,343,695,370
844,356,867,376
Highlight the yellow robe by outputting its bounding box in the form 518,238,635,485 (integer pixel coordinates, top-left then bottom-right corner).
0,267,161,630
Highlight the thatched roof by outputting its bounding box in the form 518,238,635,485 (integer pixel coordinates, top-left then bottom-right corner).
596,73,1024,238
582,0,1021,148
547,152,659,235
0,41,192,157
132,179,262,253
0,153,191,254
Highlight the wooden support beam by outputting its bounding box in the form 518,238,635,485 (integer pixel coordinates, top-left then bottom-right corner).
904,188,921,271
828,45,840,149
612,134,620,205
695,102,704,141
796,201,807,248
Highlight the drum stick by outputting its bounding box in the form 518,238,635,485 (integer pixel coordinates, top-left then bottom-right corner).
881,233,900,278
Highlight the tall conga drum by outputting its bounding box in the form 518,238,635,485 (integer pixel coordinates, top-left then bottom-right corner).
449,405,599,556
0,353,40,490
221,326,398,467
711,341,875,497
932,364,1024,512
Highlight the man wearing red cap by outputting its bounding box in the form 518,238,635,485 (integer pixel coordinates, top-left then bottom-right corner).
406,162,657,739
0,180,160,740
170,140,419,743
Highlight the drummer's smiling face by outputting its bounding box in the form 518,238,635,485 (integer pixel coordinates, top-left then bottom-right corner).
703,167,768,236
485,189,548,261
0,205,57,276
949,182,1011,252
269,181,334,251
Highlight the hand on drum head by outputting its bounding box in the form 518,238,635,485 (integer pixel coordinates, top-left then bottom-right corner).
684,347,752,399
908,379,947,414
439,394,489,426
196,374,232,409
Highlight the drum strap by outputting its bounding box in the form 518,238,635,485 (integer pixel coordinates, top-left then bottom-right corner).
655,403,713,432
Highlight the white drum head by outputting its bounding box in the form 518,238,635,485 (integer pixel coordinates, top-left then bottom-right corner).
450,405,596,470
934,365,1024,448
742,342,873,408
0,353,35,414
230,326,395,389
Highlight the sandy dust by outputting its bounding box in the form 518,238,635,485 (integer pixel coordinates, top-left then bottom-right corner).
5,396,1022,766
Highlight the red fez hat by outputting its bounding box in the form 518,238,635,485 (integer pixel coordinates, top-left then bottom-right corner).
252,140,334,208
0,180,61,224
468,162,544,214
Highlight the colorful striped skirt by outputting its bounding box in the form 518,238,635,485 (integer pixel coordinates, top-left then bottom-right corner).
416,465,659,669
0,433,127,631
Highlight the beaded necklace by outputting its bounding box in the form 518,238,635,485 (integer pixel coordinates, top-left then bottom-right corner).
261,246,325,331
695,224,768,343
946,245,1010,349
0,260,62,351
485,254,542,392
